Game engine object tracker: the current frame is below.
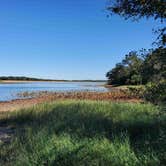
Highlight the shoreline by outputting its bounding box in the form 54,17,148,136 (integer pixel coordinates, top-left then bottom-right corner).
0,91,142,112
0,80,106,84
0,80,71,84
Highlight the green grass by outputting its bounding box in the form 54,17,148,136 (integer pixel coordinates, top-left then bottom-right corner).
0,100,166,166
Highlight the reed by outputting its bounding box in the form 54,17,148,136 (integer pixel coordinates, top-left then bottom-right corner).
17,90,142,103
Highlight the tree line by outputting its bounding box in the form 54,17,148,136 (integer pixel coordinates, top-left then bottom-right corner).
106,47,166,85
0,76,50,81
106,0,166,104
106,0,166,86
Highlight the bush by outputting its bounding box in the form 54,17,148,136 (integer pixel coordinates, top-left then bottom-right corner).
127,86,145,98
144,80,166,105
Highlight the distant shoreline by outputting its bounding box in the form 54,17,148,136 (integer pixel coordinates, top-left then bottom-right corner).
0,80,67,83
0,80,106,84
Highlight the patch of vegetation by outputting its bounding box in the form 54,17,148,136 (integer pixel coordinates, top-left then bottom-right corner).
106,0,166,105
0,76,106,82
0,101,166,165
16,90,141,102
106,48,166,86
106,48,166,104
123,86,145,99
144,80,166,105
0,76,50,81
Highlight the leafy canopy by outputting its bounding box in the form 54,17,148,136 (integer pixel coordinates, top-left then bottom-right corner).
106,48,166,85
107,0,166,21
107,0,166,45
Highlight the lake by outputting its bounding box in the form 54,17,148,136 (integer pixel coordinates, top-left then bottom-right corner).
0,81,108,101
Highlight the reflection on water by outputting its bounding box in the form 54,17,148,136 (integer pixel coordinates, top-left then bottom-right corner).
0,82,108,101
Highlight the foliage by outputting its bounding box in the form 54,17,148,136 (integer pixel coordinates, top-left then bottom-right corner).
142,47,166,83
107,0,166,21
125,86,145,99
107,0,166,46
0,101,165,165
106,63,130,85
107,47,166,85
154,27,166,46
106,48,166,104
106,51,143,85
144,80,166,104
0,76,105,82
0,76,49,81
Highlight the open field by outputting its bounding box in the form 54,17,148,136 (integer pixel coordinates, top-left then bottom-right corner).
0,100,166,165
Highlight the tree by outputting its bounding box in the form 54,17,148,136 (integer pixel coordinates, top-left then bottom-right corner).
107,0,166,46
142,47,166,83
106,51,143,85
106,48,166,85
106,63,129,85
106,1,166,104
107,0,166,21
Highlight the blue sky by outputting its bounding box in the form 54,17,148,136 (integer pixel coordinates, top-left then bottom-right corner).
0,0,159,80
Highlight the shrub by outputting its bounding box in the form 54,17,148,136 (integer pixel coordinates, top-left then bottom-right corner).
144,80,166,105
124,86,145,99
121,85,145,99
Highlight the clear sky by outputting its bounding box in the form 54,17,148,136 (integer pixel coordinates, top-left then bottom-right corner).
0,0,159,80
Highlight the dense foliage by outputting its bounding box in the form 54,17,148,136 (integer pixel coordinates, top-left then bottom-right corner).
142,48,166,83
107,0,166,104
106,47,166,104
106,51,143,85
144,80,166,104
106,47,166,85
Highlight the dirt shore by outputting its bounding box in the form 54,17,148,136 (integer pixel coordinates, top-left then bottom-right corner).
0,91,142,112
0,97,47,112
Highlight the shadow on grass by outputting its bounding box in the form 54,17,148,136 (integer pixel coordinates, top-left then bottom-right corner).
0,101,166,165
1,101,166,145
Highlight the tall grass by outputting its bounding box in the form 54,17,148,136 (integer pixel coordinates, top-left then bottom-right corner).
0,100,166,165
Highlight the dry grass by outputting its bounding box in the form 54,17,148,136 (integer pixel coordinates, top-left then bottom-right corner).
19,90,142,102
0,91,142,112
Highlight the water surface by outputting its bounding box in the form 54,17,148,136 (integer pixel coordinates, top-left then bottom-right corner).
0,82,108,101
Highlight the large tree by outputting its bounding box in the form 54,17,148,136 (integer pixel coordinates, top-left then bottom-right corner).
142,47,166,83
107,0,166,46
106,48,166,85
106,51,143,85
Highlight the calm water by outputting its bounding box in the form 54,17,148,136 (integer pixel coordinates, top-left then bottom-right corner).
0,82,108,101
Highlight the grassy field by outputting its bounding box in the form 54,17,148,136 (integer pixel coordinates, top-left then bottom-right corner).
0,100,166,166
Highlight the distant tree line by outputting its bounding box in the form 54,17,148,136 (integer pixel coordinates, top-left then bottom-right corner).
106,47,166,85
0,76,105,82
0,76,50,81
